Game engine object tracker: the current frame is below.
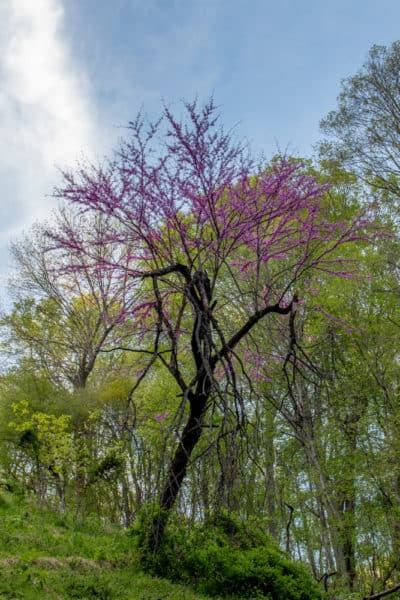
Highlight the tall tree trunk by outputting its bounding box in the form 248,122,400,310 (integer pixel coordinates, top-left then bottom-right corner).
151,389,209,551
264,407,278,538
121,477,133,527
160,395,208,510
150,270,215,550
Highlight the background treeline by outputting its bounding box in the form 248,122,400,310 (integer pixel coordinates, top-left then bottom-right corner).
1,41,400,600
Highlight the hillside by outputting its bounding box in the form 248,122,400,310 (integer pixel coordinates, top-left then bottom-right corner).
0,493,220,600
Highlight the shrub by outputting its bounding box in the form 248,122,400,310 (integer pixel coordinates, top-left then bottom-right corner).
133,510,325,600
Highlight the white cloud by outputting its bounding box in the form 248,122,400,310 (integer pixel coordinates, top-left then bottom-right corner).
0,0,97,243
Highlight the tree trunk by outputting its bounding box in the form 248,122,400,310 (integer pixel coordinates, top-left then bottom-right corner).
149,271,291,551
161,397,208,510
121,477,133,527
264,407,278,538
151,389,209,551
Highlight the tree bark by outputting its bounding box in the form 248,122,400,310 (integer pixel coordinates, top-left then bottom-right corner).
160,396,208,511
150,390,209,551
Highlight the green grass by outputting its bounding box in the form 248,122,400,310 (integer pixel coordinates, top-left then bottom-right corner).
0,493,220,600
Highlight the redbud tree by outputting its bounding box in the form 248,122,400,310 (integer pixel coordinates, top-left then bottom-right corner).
50,99,371,547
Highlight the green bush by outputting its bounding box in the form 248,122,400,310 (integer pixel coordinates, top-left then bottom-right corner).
134,510,325,600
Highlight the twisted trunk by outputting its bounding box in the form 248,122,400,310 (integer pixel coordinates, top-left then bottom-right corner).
149,268,294,551
151,387,210,550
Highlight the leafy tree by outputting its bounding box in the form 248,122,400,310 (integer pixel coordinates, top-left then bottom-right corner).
6,208,136,388
320,41,400,204
49,98,372,549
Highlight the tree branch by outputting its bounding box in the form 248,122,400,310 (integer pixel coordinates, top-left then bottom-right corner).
363,583,400,600
130,263,191,281
212,300,294,366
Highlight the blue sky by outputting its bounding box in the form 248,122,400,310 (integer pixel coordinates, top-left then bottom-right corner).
1,0,400,304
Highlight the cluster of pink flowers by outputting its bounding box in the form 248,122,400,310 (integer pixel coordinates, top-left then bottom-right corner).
47,98,375,387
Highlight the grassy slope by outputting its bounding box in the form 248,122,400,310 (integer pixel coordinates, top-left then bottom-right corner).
0,493,220,600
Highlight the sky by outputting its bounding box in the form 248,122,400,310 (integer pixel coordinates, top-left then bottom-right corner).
1,0,400,305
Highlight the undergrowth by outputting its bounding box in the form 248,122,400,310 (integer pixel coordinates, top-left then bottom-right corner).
0,491,220,599
133,509,326,600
